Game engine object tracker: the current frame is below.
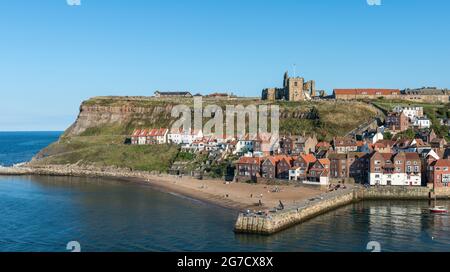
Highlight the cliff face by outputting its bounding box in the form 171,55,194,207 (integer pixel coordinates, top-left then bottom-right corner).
61,96,378,140
65,102,177,137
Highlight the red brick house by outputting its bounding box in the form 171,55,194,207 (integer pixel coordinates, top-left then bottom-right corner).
235,157,263,182
279,136,294,154
428,159,450,188
386,112,409,132
261,157,278,179
261,155,294,180
277,157,294,179
329,152,369,183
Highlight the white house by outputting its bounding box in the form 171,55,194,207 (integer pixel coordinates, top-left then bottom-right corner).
138,129,148,145
394,106,424,122
156,128,169,144
413,117,431,129
233,136,254,154
366,132,384,144
168,128,203,145
289,167,305,181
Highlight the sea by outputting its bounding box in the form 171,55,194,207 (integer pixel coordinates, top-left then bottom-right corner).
0,132,449,252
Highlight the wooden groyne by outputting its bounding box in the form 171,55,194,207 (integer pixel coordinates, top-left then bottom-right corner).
235,186,450,235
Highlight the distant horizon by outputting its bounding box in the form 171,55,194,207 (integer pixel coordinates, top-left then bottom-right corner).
2,0,450,131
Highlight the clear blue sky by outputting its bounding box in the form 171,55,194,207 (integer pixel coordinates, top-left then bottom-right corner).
1,0,449,131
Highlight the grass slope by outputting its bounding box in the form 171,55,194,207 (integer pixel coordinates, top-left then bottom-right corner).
33,98,379,172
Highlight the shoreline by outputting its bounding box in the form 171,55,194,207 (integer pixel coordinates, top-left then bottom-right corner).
0,164,325,212
3,164,450,236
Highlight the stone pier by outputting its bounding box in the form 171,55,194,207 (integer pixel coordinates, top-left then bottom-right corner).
235,185,450,235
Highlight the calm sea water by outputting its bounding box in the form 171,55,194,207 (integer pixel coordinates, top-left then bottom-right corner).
0,131,61,167
0,132,449,252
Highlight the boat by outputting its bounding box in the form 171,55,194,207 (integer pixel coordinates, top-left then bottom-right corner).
429,191,448,213
429,206,448,214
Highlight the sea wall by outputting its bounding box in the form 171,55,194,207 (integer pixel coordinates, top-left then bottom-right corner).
435,187,450,199
235,186,450,235
356,186,431,200
235,189,356,235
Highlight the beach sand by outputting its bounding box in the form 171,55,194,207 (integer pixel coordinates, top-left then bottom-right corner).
133,175,325,212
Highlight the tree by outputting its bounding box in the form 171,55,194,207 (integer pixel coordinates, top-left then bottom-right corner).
383,131,393,140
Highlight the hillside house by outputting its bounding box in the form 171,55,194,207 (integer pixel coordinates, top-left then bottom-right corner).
386,112,409,132
333,137,358,154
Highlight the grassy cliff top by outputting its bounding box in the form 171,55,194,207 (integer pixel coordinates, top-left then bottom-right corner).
31,97,380,173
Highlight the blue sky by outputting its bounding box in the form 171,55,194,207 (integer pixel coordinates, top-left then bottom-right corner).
0,0,449,131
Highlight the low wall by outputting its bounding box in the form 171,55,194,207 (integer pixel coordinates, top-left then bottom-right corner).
357,186,431,200
435,187,450,199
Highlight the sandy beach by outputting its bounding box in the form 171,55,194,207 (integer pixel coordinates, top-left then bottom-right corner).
137,175,325,211
0,165,324,211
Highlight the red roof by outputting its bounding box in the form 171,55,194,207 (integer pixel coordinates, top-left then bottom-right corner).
334,89,400,95
132,129,141,137
139,129,149,137
300,154,317,164
148,128,158,136
237,157,263,165
318,158,330,166
316,141,331,148
434,159,450,167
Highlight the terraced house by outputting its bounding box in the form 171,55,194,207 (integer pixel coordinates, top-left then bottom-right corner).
289,154,317,181
305,158,330,186
329,152,370,183
427,159,450,188
131,128,169,145
369,152,422,186
235,157,263,182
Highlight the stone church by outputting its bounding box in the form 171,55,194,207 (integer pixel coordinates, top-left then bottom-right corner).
262,72,316,101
